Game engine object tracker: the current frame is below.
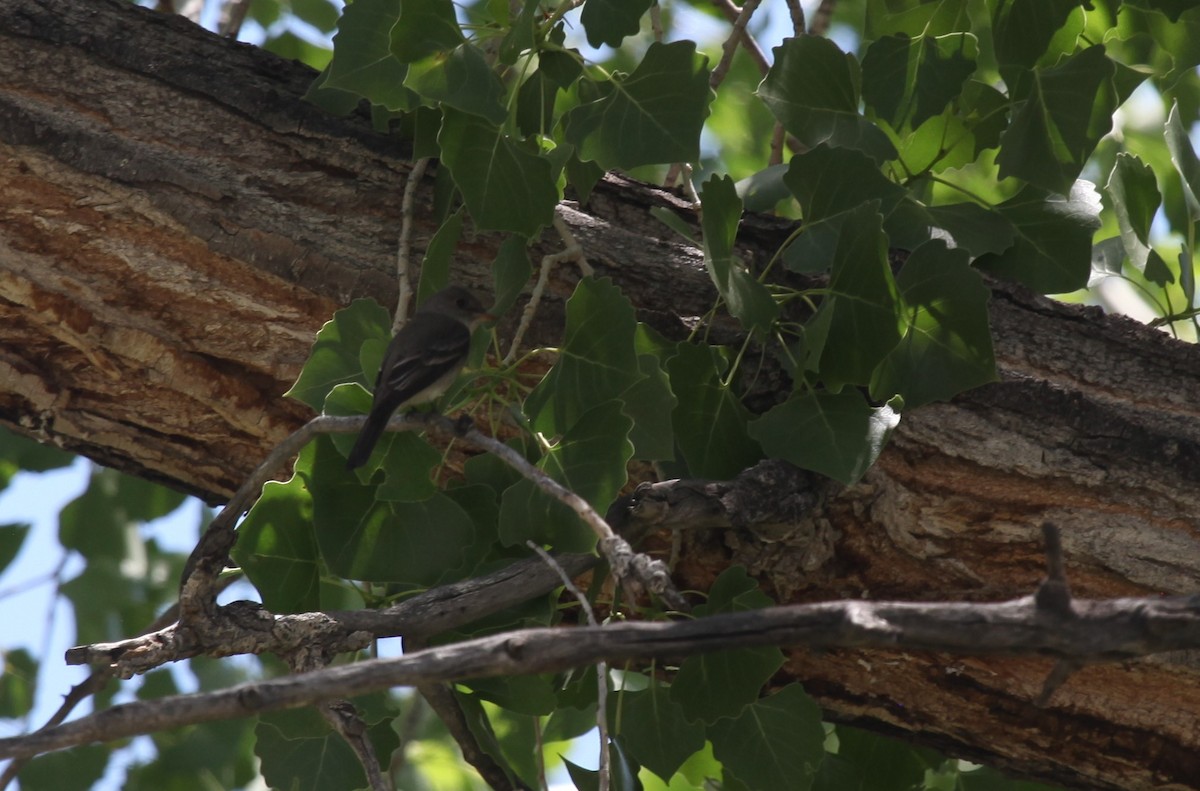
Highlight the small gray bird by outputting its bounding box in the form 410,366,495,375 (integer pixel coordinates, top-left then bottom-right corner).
346,285,492,470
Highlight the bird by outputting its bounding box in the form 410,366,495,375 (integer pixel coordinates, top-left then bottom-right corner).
345,285,492,470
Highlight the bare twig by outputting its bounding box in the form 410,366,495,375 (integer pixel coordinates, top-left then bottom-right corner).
408,636,530,791
394,157,430,331
527,544,609,791
711,0,772,76
322,700,392,791
217,0,252,38
809,0,835,35
443,416,685,610
710,0,763,90
784,0,806,34
14,592,1200,760
769,123,786,166
503,207,591,365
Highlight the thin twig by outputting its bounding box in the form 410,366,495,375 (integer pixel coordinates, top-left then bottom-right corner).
503,208,591,365
446,416,685,610
408,635,530,791
710,0,763,90
218,0,252,37
809,0,835,35
711,0,772,76
527,543,609,791
784,0,806,34
394,157,430,331
769,123,786,166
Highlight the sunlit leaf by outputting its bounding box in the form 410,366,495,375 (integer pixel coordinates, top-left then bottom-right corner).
975,180,1102,294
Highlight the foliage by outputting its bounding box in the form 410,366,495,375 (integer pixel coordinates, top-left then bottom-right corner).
8,0,1200,789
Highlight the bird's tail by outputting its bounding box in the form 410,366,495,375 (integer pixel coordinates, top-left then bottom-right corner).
345,409,391,470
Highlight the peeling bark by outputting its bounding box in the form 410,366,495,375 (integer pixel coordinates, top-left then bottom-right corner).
3,0,1200,788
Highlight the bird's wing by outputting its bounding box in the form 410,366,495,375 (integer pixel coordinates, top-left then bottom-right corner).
373,313,472,407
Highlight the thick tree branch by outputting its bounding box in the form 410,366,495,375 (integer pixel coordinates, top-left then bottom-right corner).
6,1,1200,787
10,590,1200,761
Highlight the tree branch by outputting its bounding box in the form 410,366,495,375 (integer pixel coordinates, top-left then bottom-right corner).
11,590,1200,761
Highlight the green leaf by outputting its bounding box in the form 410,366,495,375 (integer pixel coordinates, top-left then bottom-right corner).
1107,152,1170,284
748,390,901,485
493,235,533,316
324,0,411,110
621,345,678,461
861,34,913,128
666,342,762,479
580,0,654,48
417,209,464,301
862,33,977,130
992,0,1085,82
231,472,319,614
0,426,73,476
439,109,558,236
499,401,633,551
975,181,1102,294
784,145,907,223
700,174,780,333
257,706,399,791
406,43,507,124
670,567,782,723
565,743,642,791
871,241,997,408
996,46,1120,194
0,648,36,718
286,298,392,411
700,565,774,614
463,674,558,716
306,436,474,585
1166,100,1200,221
814,725,941,791
612,684,706,781
58,469,184,561
818,203,904,389
922,202,1017,259
499,0,539,64
709,685,826,791
516,69,558,137
913,34,979,127
525,277,644,436
0,522,29,576
758,36,897,164
736,163,792,213
864,0,972,39
565,41,713,170
17,745,110,791
389,0,463,62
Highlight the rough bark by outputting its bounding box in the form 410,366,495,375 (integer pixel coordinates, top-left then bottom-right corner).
3,0,1200,788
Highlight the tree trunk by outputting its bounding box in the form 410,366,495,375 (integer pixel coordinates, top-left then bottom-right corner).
3,1,1199,788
